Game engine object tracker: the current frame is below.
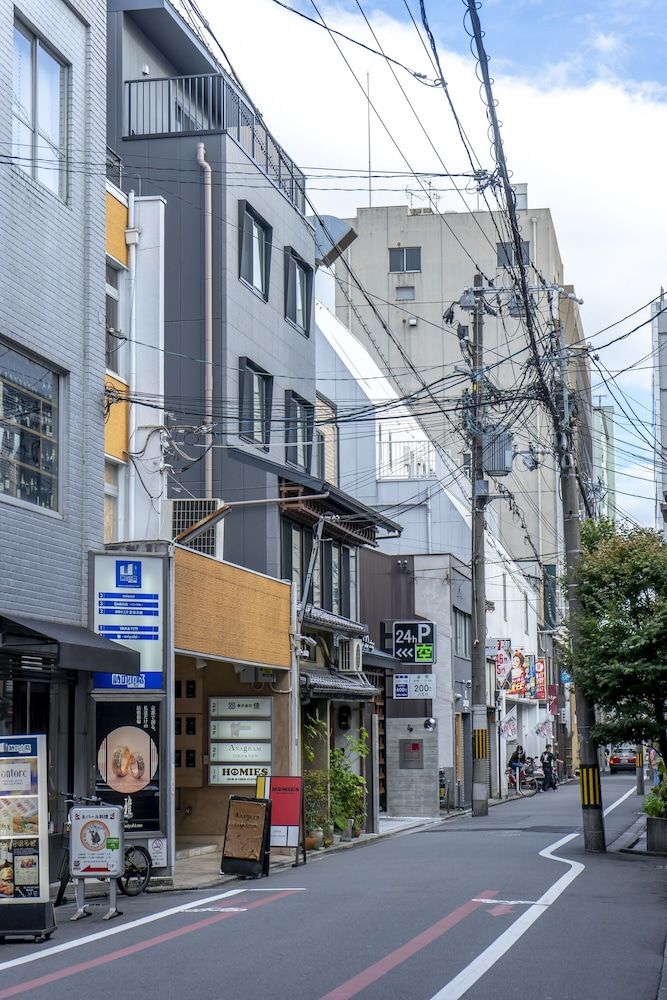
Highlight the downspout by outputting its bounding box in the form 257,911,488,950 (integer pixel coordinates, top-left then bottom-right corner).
197,142,213,499
426,485,432,554
126,190,138,538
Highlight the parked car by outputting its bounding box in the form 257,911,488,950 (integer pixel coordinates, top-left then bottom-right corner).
609,745,636,773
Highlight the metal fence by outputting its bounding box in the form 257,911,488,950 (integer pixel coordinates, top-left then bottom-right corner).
124,73,306,213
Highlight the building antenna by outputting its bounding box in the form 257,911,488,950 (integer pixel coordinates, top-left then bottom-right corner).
366,71,372,208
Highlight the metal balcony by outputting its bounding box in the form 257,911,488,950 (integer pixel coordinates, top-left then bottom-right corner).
124,73,306,213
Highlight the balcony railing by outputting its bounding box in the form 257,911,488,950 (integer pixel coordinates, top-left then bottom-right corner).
377,438,436,480
124,73,306,213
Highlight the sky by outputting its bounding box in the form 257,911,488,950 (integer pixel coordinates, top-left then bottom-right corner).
196,0,667,525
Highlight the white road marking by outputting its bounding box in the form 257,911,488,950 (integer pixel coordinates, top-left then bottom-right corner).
0,888,252,973
471,899,542,906
429,782,636,1000
185,907,248,913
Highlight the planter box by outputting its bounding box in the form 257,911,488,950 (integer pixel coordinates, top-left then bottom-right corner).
646,815,667,854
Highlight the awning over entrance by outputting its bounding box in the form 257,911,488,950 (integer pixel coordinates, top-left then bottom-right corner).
0,613,141,674
300,667,379,701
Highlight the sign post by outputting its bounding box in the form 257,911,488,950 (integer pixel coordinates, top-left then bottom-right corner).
255,775,305,866
391,621,437,666
221,797,271,878
0,735,55,941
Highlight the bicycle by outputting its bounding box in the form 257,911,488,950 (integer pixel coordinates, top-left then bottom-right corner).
506,765,539,797
55,794,152,907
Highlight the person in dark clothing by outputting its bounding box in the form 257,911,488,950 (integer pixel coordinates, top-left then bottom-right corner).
508,745,527,785
540,744,559,790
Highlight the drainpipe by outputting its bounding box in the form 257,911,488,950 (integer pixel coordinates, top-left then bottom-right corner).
197,142,213,499
425,485,432,554
126,190,138,538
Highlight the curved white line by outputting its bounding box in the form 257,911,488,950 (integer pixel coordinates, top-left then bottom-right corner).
429,784,636,1000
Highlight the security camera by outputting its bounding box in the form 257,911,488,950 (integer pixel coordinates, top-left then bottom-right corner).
424,718,436,731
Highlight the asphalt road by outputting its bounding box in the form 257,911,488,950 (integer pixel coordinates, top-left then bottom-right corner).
0,775,664,1000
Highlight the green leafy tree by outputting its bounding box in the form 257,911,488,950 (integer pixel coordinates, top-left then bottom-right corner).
571,521,667,767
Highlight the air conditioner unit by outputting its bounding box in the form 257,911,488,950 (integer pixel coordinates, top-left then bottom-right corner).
160,498,224,558
338,637,363,673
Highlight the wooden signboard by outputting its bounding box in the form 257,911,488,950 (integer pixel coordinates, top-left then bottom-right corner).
220,796,271,878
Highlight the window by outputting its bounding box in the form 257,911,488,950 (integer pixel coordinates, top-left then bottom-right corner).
454,609,471,658
389,247,421,273
104,461,120,543
281,521,359,620
285,249,312,335
105,264,123,373
0,341,59,510
239,202,272,299
462,451,471,479
496,241,530,268
239,358,272,446
395,285,415,301
12,21,67,198
285,391,314,470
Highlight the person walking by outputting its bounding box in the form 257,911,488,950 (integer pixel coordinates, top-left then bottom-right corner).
540,744,559,791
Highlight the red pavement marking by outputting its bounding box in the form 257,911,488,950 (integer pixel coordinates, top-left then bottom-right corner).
319,889,499,1000
0,890,298,999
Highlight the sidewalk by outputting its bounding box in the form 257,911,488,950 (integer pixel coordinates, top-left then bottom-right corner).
156,812,452,892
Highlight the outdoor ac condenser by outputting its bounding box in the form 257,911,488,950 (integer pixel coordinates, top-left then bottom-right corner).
338,637,364,672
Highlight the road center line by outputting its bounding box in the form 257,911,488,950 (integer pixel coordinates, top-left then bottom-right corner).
0,890,299,999
318,890,499,1000
428,782,636,1000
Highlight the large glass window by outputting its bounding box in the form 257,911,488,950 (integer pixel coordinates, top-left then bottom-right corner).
281,521,360,620
239,203,271,299
239,357,272,446
0,341,59,510
285,391,314,470
12,21,67,198
285,250,312,335
496,241,530,268
105,264,122,373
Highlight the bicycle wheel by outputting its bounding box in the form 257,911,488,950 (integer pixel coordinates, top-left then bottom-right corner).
523,776,539,796
117,845,152,896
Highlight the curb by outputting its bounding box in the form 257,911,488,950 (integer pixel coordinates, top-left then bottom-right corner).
659,935,667,1000
149,811,470,893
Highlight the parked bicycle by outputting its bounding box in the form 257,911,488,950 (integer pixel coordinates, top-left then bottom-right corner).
55,794,152,907
506,764,540,797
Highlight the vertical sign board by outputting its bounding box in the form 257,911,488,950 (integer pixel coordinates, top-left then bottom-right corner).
95,701,161,832
92,553,165,691
209,697,272,786
69,805,124,878
255,776,303,848
0,735,55,940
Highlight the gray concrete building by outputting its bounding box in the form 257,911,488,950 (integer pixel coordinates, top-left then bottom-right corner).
333,195,591,597
1,0,138,865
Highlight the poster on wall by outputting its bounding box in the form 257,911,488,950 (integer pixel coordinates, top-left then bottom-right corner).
525,654,537,698
494,640,512,689
92,553,165,691
95,701,161,832
535,658,547,700
507,649,526,696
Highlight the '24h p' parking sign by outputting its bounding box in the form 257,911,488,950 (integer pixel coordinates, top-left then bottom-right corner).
392,621,437,665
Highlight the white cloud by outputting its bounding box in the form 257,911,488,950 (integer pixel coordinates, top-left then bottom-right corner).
198,0,667,520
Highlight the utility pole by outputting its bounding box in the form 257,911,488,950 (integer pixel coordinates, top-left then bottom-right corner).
555,307,606,851
471,273,489,816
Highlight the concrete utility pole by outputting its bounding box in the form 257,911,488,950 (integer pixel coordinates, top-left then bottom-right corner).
556,311,606,851
471,274,490,816
636,744,645,796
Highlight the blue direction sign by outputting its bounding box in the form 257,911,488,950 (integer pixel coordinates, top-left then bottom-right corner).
392,621,437,665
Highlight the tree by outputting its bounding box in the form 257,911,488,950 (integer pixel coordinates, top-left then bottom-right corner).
570,521,667,766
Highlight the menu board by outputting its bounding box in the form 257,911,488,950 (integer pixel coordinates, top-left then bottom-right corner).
69,805,124,878
0,735,49,903
208,698,272,786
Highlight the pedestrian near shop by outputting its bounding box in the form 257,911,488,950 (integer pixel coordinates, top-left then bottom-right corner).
540,744,560,791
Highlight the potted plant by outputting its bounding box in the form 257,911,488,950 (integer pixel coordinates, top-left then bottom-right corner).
329,728,369,839
644,780,667,854
303,768,327,850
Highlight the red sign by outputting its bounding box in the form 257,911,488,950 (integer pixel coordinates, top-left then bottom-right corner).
256,775,303,848
535,659,547,701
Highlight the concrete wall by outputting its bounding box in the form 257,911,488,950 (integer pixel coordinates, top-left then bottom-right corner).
334,202,569,570
0,0,106,623
385,718,439,817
